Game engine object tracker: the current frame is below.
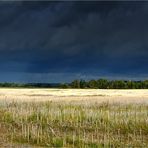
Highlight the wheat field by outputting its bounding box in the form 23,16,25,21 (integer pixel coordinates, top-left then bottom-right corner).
0,89,148,147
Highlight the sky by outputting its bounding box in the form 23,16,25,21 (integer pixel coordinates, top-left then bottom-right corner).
0,1,148,83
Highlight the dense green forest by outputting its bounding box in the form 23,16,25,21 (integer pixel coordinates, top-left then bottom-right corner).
0,79,148,89
61,79,148,89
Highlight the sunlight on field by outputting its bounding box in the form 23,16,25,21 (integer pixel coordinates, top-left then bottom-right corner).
0,88,148,104
0,89,148,147
0,99,148,147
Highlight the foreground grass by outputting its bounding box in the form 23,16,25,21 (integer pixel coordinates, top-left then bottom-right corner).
0,100,148,147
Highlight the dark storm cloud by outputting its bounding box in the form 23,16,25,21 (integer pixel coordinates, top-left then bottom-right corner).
0,1,148,82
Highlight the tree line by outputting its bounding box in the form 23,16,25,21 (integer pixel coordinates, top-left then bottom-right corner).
0,83,59,88
0,80,148,89
60,79,148,89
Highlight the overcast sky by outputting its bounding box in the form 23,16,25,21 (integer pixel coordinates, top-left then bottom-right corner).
0,1,148,83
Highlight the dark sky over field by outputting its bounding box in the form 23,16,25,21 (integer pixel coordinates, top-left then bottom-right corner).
0,1,148,82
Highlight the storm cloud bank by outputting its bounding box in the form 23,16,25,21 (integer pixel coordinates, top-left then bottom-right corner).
0,1,148,82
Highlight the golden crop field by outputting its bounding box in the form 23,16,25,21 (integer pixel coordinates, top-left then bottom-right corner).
0,89,148,147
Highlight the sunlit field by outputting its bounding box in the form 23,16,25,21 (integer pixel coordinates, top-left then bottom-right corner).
0,89,148,147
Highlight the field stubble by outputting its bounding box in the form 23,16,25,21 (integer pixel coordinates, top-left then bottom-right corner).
0,89,148,147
